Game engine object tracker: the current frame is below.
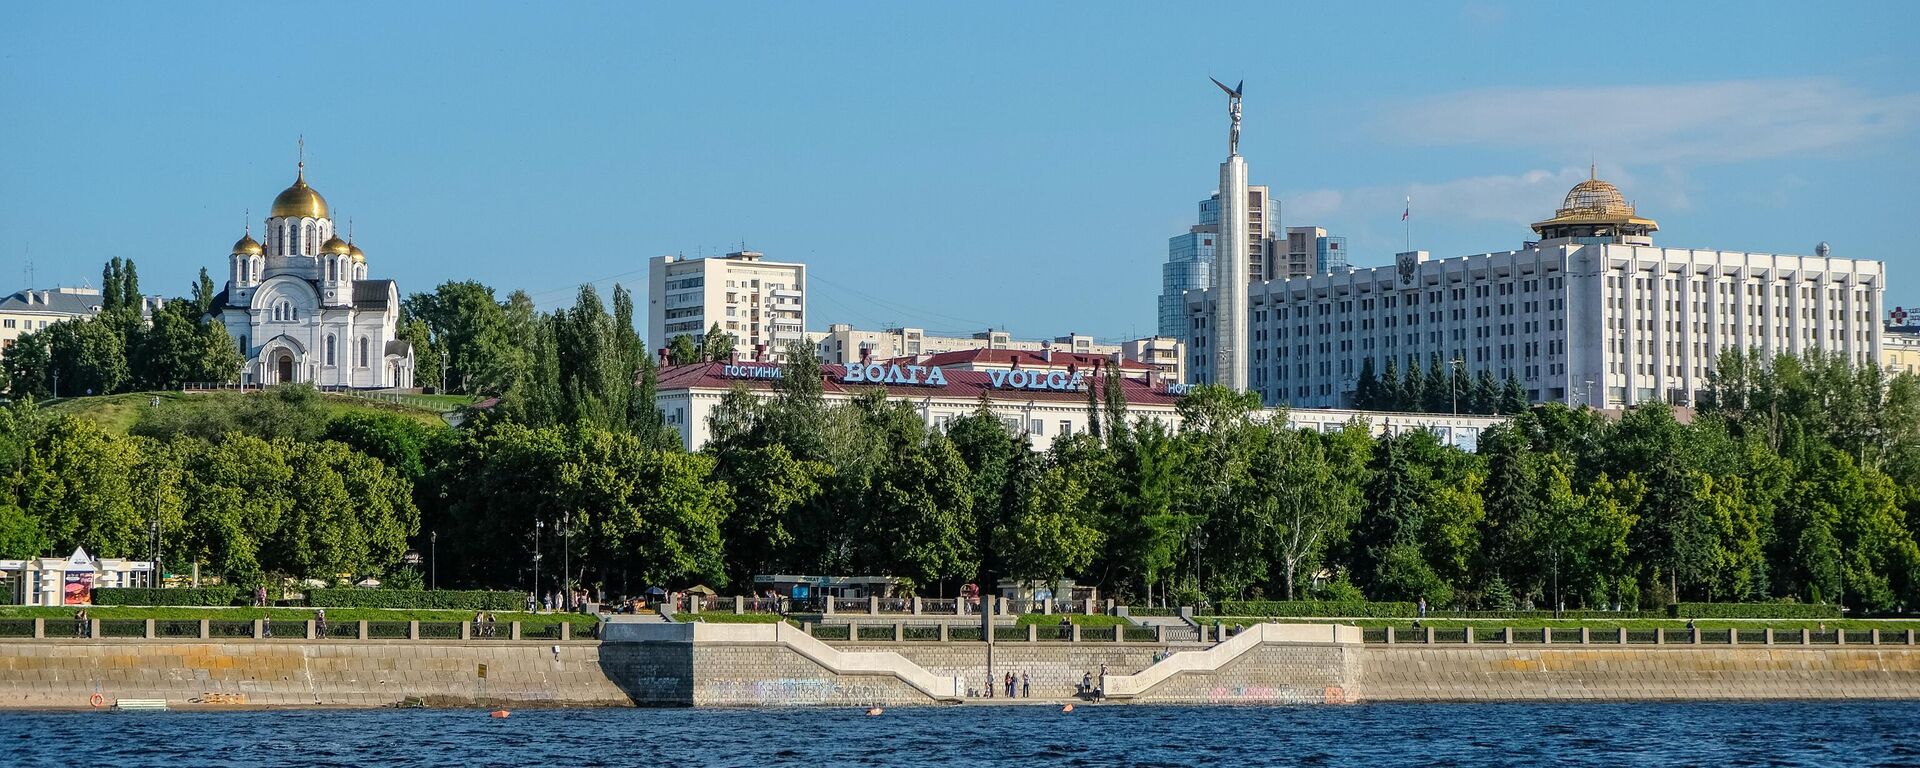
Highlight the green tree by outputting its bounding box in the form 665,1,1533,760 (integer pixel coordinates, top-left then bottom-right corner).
667,335,700,366
701,322,736,362
1352,358,1380,410
1499,372,1528,414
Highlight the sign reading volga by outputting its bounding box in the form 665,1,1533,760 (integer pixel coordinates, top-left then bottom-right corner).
840,363,949,386
986,369,1085,392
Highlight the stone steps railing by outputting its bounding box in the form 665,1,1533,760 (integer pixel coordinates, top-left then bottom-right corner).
1102,623,1361,700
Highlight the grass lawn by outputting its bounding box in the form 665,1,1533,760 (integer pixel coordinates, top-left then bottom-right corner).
0,605,596,627
1016,613,1131,627
43,390,458,434
1195,616,1920,632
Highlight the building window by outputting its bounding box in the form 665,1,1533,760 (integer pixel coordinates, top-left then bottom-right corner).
358,337,370,368
325,335,336,367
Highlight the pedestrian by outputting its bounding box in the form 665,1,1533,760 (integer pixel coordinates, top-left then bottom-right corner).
1021,671,1030,698
1081,670,1092,695
1417,597,1427,619
263,615,273,638
73,609,85,638
526,592,537,612
315,609,328,637
985,672,994,699
484,613,497,638
1005,672,1015,698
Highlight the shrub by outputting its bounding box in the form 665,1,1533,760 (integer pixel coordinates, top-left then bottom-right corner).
1427,610,1667,620
306,588,522,611
1216,600,1416,618
1668,602,1842,619
93,587,240,606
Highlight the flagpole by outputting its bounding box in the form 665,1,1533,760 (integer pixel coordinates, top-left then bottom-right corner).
1403,195,1411,252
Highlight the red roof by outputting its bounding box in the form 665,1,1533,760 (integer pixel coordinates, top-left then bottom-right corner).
654,361,1183,405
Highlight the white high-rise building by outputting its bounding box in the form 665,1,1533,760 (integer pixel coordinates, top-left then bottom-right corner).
648,250,808,361
1183,171,1886,409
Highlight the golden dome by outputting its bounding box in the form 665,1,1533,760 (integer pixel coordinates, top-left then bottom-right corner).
348,243,365,263
270,168,330,219
231,233,264,255
1531,164,1658,239
1556,178,1633,218
320,235,352,255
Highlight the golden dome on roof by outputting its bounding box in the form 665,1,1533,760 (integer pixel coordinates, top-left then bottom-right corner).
348,243,365,262
321,235,352,255
231,233,264,256
1557,177,1633,218
1531,164,1658,240
270,167,330,219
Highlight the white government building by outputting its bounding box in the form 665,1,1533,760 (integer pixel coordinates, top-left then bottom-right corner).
213,161,414,388
1183,170,1886,409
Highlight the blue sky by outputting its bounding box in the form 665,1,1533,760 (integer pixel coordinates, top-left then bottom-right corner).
2,1,1915,341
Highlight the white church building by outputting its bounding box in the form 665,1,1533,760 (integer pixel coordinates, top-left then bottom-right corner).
213,162,414,388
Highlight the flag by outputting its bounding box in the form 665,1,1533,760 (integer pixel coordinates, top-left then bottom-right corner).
1402,196,1410,222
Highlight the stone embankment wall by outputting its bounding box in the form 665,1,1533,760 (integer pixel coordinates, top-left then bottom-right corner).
0,640,626,708
1358,646,1920,701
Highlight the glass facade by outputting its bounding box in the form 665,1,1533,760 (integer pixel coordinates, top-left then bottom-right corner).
1160,231,1214,337
1317,236,1349,273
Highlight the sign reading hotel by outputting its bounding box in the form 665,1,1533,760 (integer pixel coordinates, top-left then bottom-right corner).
842,362,948,386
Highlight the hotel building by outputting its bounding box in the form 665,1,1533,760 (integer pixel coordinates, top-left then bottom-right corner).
1183,171,1886,409
809,324,1184,383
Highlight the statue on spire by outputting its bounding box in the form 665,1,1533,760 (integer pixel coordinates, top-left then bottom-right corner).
1211,77,1244,156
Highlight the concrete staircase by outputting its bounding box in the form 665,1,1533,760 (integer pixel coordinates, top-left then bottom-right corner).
1101,623,1361,700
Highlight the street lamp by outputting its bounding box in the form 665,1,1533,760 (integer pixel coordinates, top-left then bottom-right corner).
430,530,437,591
1585,380,1596,410
533,519,544,611
561,511,572,611
1450,358,1463,415
439,349,449,394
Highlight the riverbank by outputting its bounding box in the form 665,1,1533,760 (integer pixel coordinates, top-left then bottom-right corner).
3,621,1918,709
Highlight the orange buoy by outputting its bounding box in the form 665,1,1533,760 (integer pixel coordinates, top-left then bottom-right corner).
865,707,883,716
1060,704,1073,713
490,709,510,718
89,693,105,708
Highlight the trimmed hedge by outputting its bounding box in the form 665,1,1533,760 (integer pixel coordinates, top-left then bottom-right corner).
1669,602,1842,619
306,589,523,611
1429,610,1668,620
1218,600,1416,618
93,587,239,606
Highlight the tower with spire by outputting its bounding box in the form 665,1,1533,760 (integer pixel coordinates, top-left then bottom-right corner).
210,147,413,389
1210,78,1251,392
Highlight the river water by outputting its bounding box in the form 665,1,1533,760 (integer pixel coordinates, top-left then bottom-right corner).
5,701,1915,766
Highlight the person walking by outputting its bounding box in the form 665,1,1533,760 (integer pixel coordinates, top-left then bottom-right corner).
262,615,273,638
315,609,328,638
1005,672,1015,698
1021,671,1030,698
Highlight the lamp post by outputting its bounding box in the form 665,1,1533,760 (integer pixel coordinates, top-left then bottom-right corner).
439,349,449,394
1585,380,1596,410
532,519,543,611
1450,358,1463,415
430,530,437,591
562,511,571,611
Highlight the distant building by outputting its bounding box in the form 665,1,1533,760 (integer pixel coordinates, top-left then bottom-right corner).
648,250,807,362
1,547,156,607
1183,169,1886,410
1156,188,1278,337
1884,327,1920,376
0,287,106,352
808,324,1181,382
0,287,169,354
1283,226,1348,276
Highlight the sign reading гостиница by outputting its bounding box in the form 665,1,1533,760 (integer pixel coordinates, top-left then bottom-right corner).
722,364,784,380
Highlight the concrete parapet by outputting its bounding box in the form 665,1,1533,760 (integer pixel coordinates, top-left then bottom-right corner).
1102,624,1361,702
